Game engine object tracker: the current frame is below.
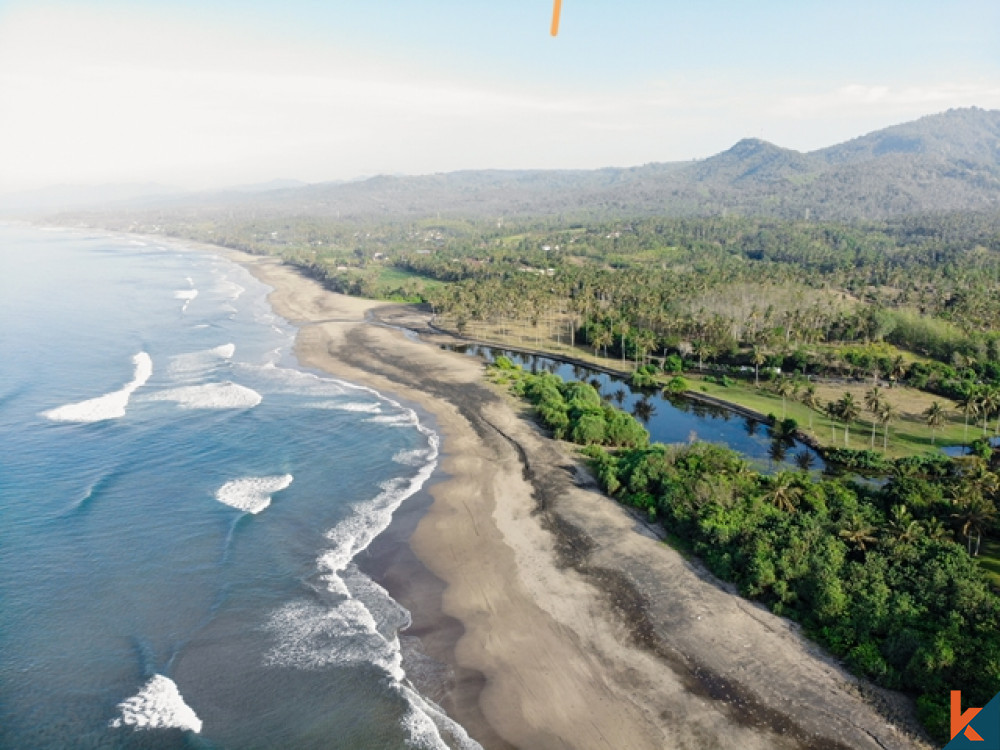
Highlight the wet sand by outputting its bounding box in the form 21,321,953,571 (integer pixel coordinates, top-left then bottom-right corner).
225,249,932,750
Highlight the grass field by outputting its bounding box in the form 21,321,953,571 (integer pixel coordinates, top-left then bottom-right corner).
977,539,1000,589
693,376,973,458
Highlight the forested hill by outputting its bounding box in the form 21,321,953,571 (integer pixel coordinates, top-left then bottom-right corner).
31,107,1000,223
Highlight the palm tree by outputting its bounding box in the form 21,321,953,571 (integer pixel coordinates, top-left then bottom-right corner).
800,383,820,430
824,400,839,444
693,340,713,371
837,393,860,448
952,495,998,557
635,329,657,367
886,504,921,544
958,389,979,444
864,386,884,448
764,471,803,513
591,327,612,359
923,401,946,445
922,516,951,542
838,514,877,552
774,376,794,420
980,386,1000,437
878,402,899,451
618,320,630,365
752,345,766,387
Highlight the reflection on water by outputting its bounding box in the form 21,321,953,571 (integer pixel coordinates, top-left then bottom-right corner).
449,344,828,475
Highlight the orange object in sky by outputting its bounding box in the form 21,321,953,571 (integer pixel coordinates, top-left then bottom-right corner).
551,0,561,36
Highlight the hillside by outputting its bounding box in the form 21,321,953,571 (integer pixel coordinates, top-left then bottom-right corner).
30,107,1000,223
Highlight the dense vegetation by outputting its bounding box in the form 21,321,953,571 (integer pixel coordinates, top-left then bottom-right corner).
488,358,999,741
582,440,1000,740
489,357,648,448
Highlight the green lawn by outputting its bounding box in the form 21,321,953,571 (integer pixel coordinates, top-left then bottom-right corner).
691,375,969,459
978,538,1000,589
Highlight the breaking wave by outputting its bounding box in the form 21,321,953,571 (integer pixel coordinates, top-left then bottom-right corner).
215,474,293,514
42,352,152,423
109,675,202,733
148,381,262,409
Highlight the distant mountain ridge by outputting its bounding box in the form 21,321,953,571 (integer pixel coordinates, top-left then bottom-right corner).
25,107,1000,222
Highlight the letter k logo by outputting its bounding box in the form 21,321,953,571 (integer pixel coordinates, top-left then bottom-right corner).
954,691,985,742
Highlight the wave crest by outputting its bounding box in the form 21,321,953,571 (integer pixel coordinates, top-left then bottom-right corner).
216,474,292,514
149,381,261,409
109,675,202,733
43,352,152,423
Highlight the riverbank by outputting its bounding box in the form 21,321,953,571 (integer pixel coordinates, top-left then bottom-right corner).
223,249,931,749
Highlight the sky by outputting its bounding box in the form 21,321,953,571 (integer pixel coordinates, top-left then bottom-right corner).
0,0,999,193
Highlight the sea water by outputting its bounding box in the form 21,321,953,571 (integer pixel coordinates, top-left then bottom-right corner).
0,226,478,749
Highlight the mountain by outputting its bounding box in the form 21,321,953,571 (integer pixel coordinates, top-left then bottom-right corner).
40,108,1000,223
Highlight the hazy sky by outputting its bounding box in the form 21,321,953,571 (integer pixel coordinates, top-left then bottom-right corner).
1,0,999,192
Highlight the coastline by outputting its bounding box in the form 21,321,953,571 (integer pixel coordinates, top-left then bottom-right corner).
219,248,932,750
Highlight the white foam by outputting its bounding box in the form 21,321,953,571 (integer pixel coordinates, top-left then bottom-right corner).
43,352,152,423
365,413,418,426
312,401,382,413
215,474,292,514
258,387,457,747
393,449,430,467
149,381,262,409
167,344,235,380
238,362,351,397
216,279,245,301
265,598,403,676
174,288,198,313
109,675,202,733
402,684,482,750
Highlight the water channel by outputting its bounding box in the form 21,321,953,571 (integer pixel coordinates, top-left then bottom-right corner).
450,344,828,474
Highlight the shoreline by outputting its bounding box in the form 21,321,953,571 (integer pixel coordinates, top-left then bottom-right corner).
215,247,931,749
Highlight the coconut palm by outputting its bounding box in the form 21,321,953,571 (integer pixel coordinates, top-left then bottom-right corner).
952,495,998,557
958,389,979,444
979,386,1000,436
824,400,839,444
774,376,794,420
752,345,766,387
864,386,884,448
878,402,899,451
591,327,612,359
837,393,860,447
838,514,878,552
923,401,946,445
800,383,820,430
763,471,803,513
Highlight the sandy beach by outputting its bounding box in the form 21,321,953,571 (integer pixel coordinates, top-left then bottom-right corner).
224,249,933,750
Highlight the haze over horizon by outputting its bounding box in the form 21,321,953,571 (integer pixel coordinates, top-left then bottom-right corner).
1,0,999,194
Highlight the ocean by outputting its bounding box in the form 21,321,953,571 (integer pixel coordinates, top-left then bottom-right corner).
0,225,478,749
